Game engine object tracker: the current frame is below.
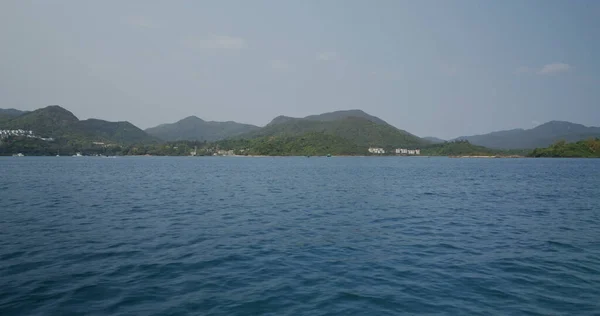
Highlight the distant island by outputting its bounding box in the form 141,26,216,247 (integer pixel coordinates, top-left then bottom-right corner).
1,105,599,158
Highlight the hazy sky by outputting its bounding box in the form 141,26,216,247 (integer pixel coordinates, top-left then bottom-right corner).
1,1,599,138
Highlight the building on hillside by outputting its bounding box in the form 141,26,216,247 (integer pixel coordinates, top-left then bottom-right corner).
0,129,35,138
395,148,421,155
368,147,385,154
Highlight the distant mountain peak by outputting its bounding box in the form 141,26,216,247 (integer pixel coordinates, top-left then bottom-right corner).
303,109,389,125
535,120,586,129
180,115,204,122
266,109,390,127
267,115,295,126
37,105,79,121
145,116,260,141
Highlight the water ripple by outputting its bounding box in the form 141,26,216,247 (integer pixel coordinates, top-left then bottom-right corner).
1,157,600,315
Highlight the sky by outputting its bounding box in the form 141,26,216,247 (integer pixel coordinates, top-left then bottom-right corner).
1,0,599,139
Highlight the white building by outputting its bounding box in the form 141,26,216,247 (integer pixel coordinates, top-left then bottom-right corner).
395,148,421,155
368,147,385,154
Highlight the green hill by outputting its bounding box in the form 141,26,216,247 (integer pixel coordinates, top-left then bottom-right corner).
0,105,156,144
1,105,79,136
216,132,362,156
529,138,600,158
303,109,389,125
78,119,156,144
239,110,427,148
145,116,260,141
421,140,499,156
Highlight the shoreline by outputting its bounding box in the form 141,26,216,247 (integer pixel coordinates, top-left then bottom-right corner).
3,154,533,158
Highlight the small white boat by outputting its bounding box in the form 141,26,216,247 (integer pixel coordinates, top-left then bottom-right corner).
73,152,83,157
13,153,25,157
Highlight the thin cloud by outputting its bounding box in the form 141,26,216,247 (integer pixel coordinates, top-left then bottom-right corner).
270,60,292,71
538,63,571,75
316,51,338,61
124,16,157,29
515,63,572,75
187,35,246,50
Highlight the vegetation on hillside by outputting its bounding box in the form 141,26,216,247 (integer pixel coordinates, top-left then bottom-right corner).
421,140,497,156
529,138,600,158
78,119,156,144
4,105,597,158
215,132,363,156
0,105,157,145
0,136,204,156
145,116,260,141
240,116,425,148
0,108,27,124
420,140,529,157
2,134,528,157
302,109,390,125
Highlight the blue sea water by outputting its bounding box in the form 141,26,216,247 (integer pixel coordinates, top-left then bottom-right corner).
1,156,599,315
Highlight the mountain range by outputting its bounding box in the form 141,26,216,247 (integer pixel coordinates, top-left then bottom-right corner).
2,105,599,150
0,105,156,144
455,121,600,149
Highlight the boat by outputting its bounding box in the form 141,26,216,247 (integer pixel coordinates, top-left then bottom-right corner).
13,153,25,157
73,152,83,157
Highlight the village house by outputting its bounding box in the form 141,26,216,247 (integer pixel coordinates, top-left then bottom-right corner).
368,147,385,154
0,129,34,138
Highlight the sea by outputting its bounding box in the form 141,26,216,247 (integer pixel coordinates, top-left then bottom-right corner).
1,156,599,315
